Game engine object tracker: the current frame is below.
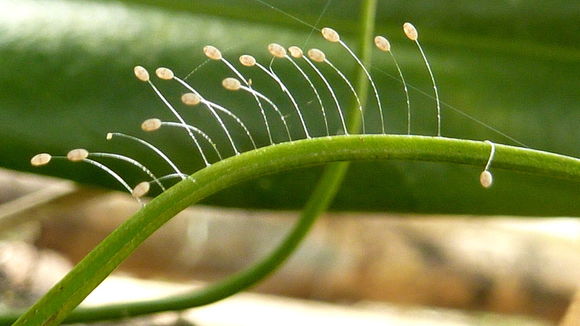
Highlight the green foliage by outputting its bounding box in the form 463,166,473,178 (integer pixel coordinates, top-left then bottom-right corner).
1,1,579,324
1,0,578,215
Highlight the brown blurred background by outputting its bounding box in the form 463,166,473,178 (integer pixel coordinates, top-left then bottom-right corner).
1,168,578,325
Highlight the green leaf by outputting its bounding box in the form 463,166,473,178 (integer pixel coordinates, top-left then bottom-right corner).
0,0,578,215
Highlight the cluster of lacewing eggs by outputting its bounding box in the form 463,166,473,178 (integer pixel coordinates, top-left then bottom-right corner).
30,22,495,204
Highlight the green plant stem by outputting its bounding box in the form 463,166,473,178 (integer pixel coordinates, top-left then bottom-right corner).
6,2,381,325
7,135,580,325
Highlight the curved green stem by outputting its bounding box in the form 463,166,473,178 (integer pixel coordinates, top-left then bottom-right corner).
8,135,580,325
9,161,349,325
5,2,382,325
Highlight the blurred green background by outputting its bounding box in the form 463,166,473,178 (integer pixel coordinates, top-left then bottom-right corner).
0,0,578,216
